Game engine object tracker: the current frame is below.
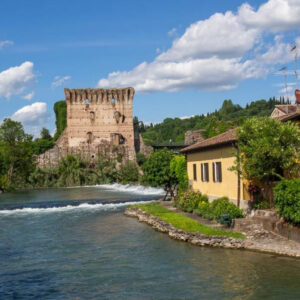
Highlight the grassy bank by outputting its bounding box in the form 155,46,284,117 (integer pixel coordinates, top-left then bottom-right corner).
131,203,245,239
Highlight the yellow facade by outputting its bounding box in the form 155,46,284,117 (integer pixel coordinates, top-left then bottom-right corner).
186,145,250,208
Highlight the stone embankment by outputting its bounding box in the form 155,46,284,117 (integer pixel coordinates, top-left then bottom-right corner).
125,207,245,249
125,206,300,257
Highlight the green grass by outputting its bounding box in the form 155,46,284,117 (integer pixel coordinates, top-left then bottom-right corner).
131,203,245,239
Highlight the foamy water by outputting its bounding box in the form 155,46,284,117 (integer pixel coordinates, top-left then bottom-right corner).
69,183,165,195
0,200,155,215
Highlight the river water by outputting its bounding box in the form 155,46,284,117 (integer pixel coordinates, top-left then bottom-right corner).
0,185,299,299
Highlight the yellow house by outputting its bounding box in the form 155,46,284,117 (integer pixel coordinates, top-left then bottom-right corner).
181,129,251,209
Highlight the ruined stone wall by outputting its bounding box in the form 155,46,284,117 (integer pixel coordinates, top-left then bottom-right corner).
38,87,136,167
184,130,205,145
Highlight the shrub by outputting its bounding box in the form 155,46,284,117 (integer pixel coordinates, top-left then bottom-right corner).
211,197,243,219
136,152,147,166
274,179,300,225
119,161,139,184
194,202,214,220
176,191,207,212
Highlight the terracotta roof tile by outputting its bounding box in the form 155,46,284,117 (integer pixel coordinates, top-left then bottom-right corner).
274,105,298,114
181,128,237,153
274,111,300,122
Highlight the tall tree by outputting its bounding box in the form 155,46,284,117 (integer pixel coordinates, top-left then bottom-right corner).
141,148,178,199
0,118,35,187
235,117,300,206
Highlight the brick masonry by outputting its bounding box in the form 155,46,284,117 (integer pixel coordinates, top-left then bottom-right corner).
38,87,136,166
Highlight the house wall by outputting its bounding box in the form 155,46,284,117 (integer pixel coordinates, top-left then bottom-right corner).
186,145,250,209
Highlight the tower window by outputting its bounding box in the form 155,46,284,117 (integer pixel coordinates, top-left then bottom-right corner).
87,132,93,144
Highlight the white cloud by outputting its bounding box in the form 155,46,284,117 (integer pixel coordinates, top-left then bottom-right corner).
0,40,14,49
11,102,49,136
23,91,35,100
239,0,300,32
167,28,177,37
156,48,161,54
51,75,71,88
97,0,300,93
0,62,35,99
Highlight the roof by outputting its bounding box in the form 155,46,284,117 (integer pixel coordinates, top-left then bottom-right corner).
274,111,300,122
274,105,298,114
181,128,237,153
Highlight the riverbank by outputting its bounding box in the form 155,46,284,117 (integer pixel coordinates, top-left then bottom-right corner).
125,202,300,258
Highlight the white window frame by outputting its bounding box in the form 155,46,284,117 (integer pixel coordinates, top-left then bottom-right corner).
213,162,222,183
201,163,209,182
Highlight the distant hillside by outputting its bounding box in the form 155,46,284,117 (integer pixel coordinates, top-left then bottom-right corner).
138,97,288,146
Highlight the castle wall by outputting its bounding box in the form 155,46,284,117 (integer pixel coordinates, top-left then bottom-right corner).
38,87,136,167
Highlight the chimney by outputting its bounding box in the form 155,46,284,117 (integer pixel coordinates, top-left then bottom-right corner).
295,89,300,109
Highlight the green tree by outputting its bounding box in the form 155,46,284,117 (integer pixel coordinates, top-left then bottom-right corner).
0,118,35,187
170,155,188,192
141,148,177,199
40,127,52,140
235,117,300,206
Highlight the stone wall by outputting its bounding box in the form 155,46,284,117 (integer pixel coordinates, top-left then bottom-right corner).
184,130,205,145
38,87,136,167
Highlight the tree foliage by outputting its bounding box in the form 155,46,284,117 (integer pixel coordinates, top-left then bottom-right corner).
141,149,177,198
170,155,188,191
236,117,300,204
141,98,282,145
0,118,35,188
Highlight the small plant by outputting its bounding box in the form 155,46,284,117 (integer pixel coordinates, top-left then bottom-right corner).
274,179,300,226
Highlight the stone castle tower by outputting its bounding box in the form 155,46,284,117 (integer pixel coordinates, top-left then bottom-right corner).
38,87,136,166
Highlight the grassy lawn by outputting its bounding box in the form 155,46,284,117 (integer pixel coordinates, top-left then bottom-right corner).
131,202,245,239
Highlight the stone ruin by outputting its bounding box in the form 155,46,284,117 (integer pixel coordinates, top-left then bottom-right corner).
184,130,205,145
38,87,137,167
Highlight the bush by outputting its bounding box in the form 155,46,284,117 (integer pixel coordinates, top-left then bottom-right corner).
119,161,139,184
176,191,208,212
136,152,147,166
194,202,214,220
274,179,300,225
211,197,243,219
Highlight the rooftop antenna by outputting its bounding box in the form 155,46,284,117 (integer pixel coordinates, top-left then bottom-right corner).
279,66,288,102
291,44,298,90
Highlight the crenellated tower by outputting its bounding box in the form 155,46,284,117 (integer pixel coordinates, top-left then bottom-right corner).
38,87,136,166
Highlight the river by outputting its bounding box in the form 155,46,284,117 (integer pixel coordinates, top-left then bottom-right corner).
0,185,299,299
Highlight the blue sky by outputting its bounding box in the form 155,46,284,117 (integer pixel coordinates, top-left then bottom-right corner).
0,0,300,136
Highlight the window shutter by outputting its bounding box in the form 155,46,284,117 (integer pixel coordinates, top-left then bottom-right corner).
205,163,209,182
218,162,222,182
193,164,197,181
201,164,203,182
212,163,216,182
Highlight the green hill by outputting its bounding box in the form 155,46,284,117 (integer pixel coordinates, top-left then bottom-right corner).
138,97,287,146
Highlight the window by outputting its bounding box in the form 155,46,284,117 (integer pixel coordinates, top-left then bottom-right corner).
213,162,222,182
193,164,197,181
87,132,93,144
201,163,209,182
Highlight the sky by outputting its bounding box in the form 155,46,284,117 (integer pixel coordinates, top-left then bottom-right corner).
1,0,300,136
